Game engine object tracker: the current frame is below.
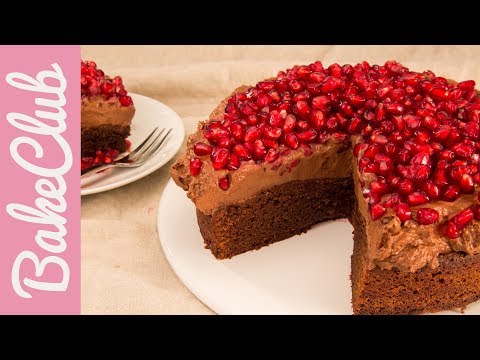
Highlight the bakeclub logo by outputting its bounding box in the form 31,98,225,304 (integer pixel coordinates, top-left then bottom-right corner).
0,46,80,314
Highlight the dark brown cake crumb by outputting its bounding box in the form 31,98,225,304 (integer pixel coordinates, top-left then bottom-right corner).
197,177,354,259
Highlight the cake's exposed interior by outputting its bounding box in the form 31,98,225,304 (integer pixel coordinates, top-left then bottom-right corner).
81,60,135,171
170,60,480,314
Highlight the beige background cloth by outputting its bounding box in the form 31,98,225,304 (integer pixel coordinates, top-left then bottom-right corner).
81,45,480,314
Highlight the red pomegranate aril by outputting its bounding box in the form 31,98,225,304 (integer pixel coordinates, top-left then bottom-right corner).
268,110,283,127
233,144,251,160
383,193,400,208
371,133,388,144
444,221,460,239
310,110,325,130
370,204,386,221
244,127,261,142
473,205,480,220
253,140,267,160
353,143,367,158
263,125,283,140
231,123,245,141
407,191,428,206
451,208,474,230
297,129,317,142
312,96,330,110
443,185,460,202
458,80,476,90
227,154,240,170
283,114,297,133
370,181,389,194
289,79,303,93
430,87,449,100
458,173,474,193
364,144,382,159
211,148,230,170
193,142,213,156
265,148,279,163
422,180,440,199
474,173,480,184
297,121,309,131
219,176,230,190
394,203,412,222
119,96,133,107
293,91,310,102
416,208,439,225
284,133,299,150
294,101,310,118
189,158,203,176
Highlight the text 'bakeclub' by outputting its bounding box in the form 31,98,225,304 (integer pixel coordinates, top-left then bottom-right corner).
5,63,72,299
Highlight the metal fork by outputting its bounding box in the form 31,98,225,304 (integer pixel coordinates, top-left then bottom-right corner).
81,127,172,179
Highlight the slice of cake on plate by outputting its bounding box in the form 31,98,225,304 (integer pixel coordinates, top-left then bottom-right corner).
81,60,135,170
170,60,480,314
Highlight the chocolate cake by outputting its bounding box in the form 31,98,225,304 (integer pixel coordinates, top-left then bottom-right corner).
170,60,480,314
81,60,135,170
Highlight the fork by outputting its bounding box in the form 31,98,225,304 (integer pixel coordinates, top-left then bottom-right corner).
81,127,172,179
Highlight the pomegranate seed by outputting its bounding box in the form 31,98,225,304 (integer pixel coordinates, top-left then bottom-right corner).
253,140,267,160
458,173,474,193
189,158,202,176
227,154,240,170
193,142,213,156
443,185,460,201
416,208,439,225
472,205,480,220
219,176,230,190
284,133,299,150
370,204,386,220
211,148,230,170
312,96,330,110
422,180,440,199
265,148,279,163
233,144,251,160
394,203,412,222
407,191,428,206
244,127,261,142
398,179,414,195
451,208,474,230
444,221,460,239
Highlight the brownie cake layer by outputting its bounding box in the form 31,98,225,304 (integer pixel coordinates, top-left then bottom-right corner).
350,205,480,314
197,177,355,259
81,125,131,157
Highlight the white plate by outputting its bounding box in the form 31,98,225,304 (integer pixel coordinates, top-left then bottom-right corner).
158,179,480,315
81,94,184,196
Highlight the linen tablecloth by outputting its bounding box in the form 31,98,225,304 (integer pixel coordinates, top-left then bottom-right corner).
81,45,480,314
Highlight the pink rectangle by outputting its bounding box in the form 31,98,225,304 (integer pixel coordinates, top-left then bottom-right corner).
0,46,80,314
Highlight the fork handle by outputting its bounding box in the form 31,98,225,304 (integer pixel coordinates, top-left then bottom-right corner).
81,164,115,179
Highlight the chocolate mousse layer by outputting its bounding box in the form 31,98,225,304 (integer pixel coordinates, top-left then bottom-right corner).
81,96,135,157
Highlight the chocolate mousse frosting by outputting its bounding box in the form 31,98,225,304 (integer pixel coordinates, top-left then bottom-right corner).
170,85,480,273
81,96,135,129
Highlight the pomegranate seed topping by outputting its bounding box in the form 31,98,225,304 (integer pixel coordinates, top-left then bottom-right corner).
416,208,439,225
211,148,230,170
407,191,429,206
219,176,230,190
370,204,386,220
193,142,213,156
394,203,412,222
444,221,460,239
284,133,299,150
265,148,279,163
443,185,460,201
451,208,474,230
189,158,202,176
472,205,480,220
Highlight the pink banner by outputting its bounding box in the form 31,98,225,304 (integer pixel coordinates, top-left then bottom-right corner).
0,46,80,314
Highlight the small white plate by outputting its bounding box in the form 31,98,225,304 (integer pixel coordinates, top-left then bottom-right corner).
81,94,184,196
158,179,480,315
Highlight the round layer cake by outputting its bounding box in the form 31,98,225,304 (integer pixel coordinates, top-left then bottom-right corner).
170,60,480,315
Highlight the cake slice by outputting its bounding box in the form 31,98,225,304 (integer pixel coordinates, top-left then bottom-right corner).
170,60,480,314
81,60,135,170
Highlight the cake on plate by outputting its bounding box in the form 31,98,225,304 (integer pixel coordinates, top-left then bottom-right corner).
170,60,480,314
81,60,135,170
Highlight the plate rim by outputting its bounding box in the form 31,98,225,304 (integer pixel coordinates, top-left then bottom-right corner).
81,93,185,196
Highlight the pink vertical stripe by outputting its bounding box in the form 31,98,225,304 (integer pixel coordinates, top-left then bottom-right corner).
0,46,80,314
